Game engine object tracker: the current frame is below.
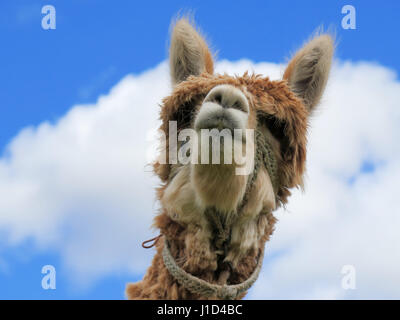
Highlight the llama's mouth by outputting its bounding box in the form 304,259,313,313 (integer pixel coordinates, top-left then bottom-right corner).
195,113,238,131
194,102,247,131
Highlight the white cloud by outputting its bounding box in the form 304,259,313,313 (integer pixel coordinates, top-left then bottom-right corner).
0,62,170,284
0,58,399,298
248,60,400,299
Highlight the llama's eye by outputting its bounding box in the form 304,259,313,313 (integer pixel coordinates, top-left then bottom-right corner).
258,113,285,141
258,112,289,157
172,100,198,130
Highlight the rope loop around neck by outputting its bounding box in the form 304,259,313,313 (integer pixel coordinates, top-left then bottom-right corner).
162,238,264,300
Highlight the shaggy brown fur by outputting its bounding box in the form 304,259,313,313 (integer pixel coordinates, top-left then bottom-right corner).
156,73,309,204
126,17,333,300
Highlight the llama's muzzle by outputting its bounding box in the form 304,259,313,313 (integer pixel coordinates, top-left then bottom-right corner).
194,85,249,131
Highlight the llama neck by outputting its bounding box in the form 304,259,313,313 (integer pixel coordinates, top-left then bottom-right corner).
126,161,276,300
126,210,276,300
191,163,248,214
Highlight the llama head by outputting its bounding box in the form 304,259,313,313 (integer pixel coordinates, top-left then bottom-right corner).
155,18,334,209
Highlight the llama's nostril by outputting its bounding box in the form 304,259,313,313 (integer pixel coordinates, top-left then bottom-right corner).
214,94,222,104
204,84,249,113
232,101,240,110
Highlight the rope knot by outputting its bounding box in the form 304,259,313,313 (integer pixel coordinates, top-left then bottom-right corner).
216,285,238,300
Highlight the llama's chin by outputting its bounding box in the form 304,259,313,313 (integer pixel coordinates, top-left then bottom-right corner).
190,160,249,213
189,129,255,212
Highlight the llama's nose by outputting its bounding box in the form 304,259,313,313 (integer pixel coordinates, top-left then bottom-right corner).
203,85,249,113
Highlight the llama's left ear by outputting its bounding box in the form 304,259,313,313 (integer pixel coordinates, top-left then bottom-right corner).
169,18,214,86
283,34,334,113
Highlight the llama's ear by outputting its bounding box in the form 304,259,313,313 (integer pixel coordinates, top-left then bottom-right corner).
283,34,334,112
169,18,214,86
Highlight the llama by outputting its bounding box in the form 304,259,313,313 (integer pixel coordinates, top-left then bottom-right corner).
126,18,333,300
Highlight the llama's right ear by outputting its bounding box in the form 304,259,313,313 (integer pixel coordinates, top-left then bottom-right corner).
169,18,214,86
283,34,334,113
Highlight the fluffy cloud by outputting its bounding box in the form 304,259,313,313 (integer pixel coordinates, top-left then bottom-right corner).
249,61,400,299
0,62,170,283
0,58,399,297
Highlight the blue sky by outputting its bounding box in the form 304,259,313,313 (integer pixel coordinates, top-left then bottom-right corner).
0,1,400,299
1,0,399,151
